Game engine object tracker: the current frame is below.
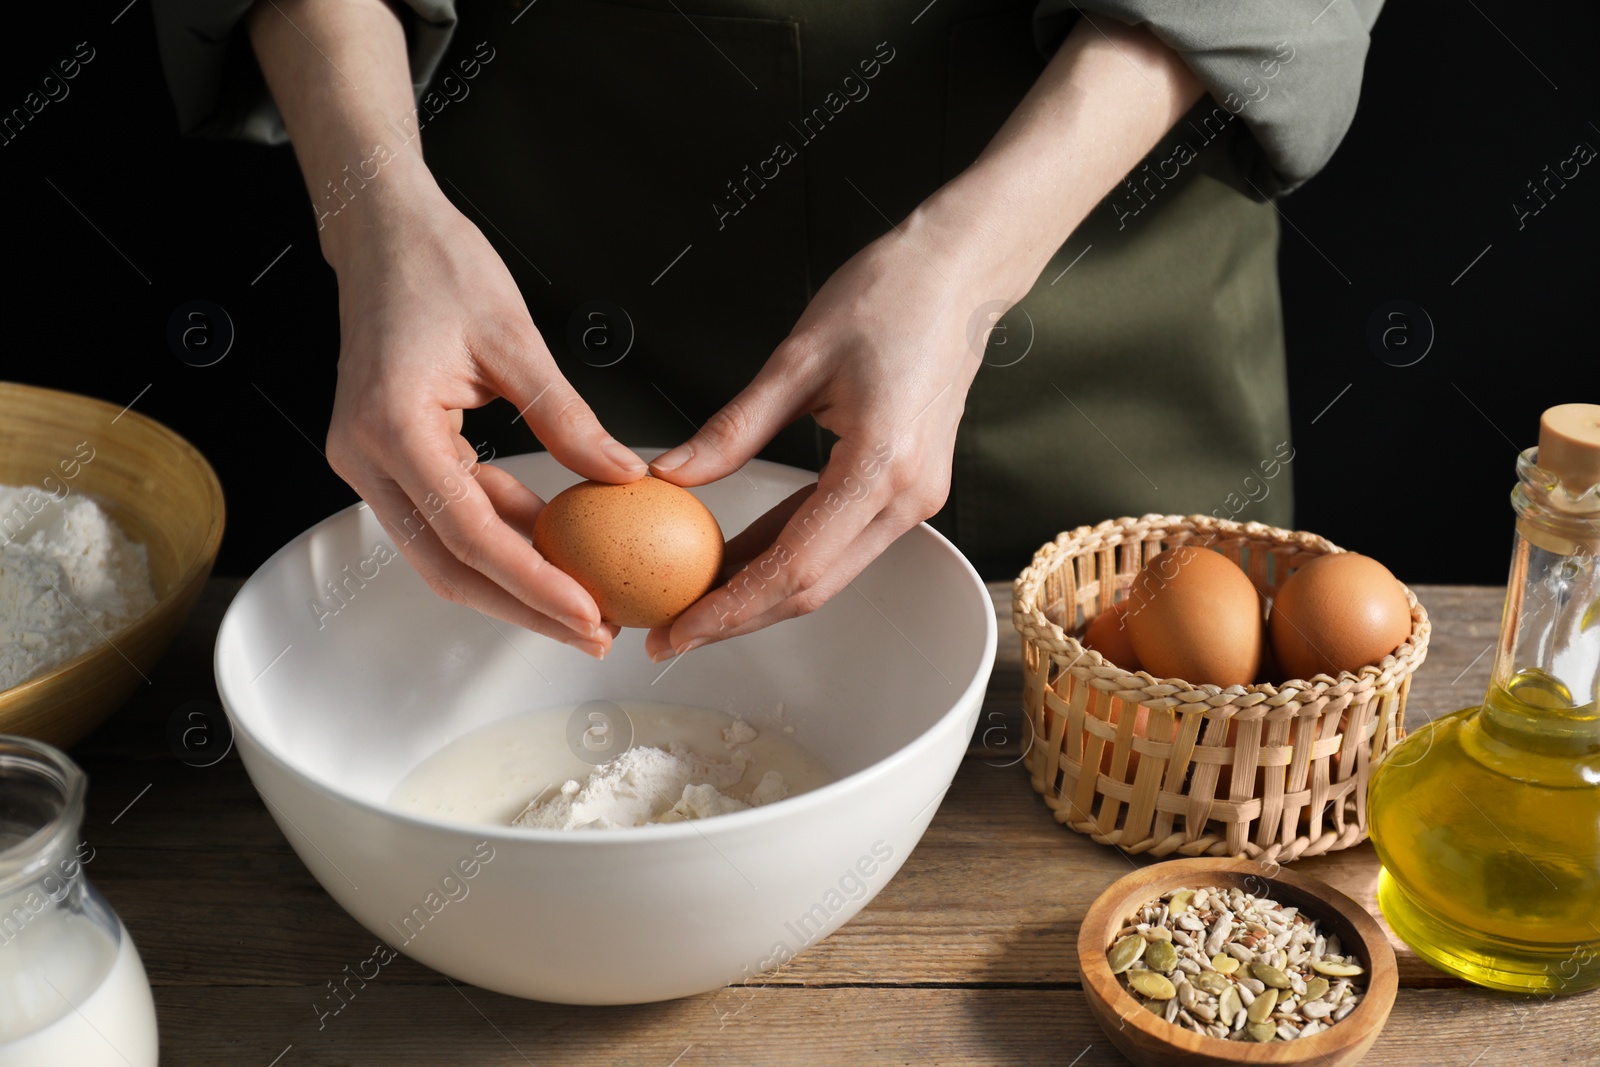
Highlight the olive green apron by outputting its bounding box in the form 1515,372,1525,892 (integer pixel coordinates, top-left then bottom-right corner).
424,0,1293,579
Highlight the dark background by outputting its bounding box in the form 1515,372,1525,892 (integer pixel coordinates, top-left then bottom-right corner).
1,0,1593,586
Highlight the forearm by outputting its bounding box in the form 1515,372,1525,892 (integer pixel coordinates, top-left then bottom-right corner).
245,0,442,269
924,15,1206,302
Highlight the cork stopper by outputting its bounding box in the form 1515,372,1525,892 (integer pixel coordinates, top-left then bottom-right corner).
1539,404,1600,501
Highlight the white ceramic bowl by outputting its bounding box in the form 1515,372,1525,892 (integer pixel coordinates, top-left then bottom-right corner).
215,451,996,1004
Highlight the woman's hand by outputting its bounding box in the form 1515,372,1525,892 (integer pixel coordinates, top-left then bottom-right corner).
643,14,1204,661
642,205,1004,662
247,0,647,657
325,187,648,658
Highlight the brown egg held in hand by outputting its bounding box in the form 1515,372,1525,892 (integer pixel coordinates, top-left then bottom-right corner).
532,476,724,629
1082,600,1142,671
1270,552,1411,681
1124,546,1262,688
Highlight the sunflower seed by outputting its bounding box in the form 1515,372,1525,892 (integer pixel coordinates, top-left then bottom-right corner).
1205,914,1235,956
1108,885,1368,1044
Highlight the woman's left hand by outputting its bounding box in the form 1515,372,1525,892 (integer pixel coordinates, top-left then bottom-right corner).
643,204,1017,662
642,14,1205,661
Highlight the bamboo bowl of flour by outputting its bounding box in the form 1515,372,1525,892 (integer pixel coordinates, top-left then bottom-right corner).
0,382,224,747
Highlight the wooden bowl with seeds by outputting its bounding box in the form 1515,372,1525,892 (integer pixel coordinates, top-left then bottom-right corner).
1078,857,1396,1067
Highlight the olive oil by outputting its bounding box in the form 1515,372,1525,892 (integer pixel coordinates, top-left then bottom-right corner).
1369,673,1600,992
1369,405,1600,994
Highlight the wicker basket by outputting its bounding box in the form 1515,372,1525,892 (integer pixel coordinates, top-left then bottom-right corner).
1012,514,1431,864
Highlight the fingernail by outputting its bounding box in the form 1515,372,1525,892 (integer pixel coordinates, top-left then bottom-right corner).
560,613,597,639
649,637,702,664
650,443,694,473
603,438,647,474
577,639,608,660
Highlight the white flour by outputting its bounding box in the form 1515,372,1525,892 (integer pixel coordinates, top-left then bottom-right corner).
512,733,790,831
0,487,156,690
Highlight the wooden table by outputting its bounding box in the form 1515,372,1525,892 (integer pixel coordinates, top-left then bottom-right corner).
72,580,1595,1065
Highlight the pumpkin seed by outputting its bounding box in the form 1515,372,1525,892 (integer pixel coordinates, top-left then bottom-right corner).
1310,960,1365,977
1247,1021,1277,1043
1252,962,1292,989
1145,940,1184,972
1108,935,1145,974
1129,970,1176,1000
1106,884,1368,1043
1218,986,1241,1024
1246,987,1279,1024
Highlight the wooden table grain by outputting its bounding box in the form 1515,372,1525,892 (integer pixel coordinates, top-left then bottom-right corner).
70,579,1594,1066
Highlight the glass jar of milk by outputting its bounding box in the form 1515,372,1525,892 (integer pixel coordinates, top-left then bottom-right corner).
0,736,159,1066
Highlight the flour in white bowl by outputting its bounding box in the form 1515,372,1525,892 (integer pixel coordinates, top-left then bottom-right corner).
0,487,156,690
511,742,790,831
389,703,832,829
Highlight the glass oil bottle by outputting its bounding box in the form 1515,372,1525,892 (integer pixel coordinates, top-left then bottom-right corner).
1369,403,1600,993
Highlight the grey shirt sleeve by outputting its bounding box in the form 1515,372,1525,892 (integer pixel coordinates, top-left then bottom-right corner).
151,0,459,143
1034,0,1383,198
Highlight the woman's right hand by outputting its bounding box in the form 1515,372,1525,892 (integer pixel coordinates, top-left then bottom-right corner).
323,184,647,658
